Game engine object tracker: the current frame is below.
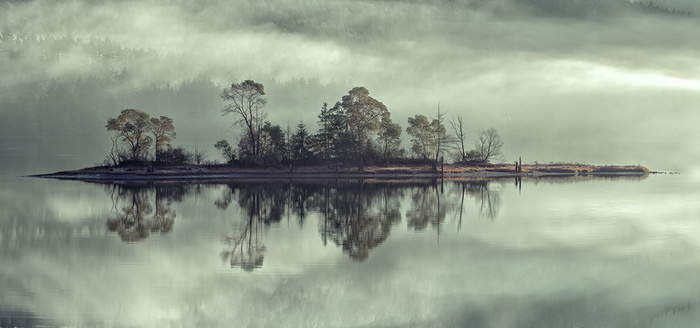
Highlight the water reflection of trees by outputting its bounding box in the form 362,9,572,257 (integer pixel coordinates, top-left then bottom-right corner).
406,179,501,234
319,181,403,261
466,180,500,221
218,183,279,271
221,205,266,271
406,183,445,231
216,180,406,264
215,179,506,264
104,183,194,242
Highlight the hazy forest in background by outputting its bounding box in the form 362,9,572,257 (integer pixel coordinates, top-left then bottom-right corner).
1,0,689,135
0,32,350,138
0,32,502,167
1,0,696,171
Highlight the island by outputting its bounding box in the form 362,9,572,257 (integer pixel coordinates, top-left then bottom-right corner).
31,81,654,182
32,163,651,181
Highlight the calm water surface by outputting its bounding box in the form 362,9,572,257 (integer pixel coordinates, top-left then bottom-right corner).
2,173,700,328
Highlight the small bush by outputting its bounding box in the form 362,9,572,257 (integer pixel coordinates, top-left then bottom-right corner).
158,147,191,164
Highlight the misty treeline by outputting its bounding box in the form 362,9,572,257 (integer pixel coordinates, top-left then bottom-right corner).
0,33,349,139
0,0,692,157
521,0,692,18
209,80,504,168
0,0,689,46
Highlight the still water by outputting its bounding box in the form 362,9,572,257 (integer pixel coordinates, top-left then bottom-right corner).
2,174,700,327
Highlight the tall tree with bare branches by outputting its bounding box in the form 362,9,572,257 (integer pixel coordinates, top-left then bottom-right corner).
220,80,267,161
475,127,504,163
449,115,467,162
431,103,449,163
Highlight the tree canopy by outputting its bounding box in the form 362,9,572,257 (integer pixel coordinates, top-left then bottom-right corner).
150,116,176,163
337,86,389,169
106,109,153,162
105,109,178,164
220,80,268,162
101,85,507,169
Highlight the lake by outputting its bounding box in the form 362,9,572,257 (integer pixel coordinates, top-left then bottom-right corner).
2,172,700,328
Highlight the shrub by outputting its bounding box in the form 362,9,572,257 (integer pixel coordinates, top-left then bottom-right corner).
158,147,191,164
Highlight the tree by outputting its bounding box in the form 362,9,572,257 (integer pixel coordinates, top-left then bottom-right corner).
431,103,450,163
106,108,153,162
406,105,451,164
376,115,402,161
317,101,353,161
150,116,176,163
337,87,389,170
192,145,207,165
406,114,435,160
214,139,236,163
291,121,313,161
261,122,287,164
475,127,504,163
317,102,340,160
105,135,125,166
220,80,267,161
449,115,468,162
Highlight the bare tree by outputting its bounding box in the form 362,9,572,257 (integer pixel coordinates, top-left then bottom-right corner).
449,115,467,162
432,102,450,163
192,145,207,165
106,135,124,166
220,80,268,160
475,127,504,163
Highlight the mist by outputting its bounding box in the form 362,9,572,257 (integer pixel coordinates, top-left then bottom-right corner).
1,0,699,171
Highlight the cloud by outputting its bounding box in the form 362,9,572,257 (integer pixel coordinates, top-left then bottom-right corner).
2,0,699,170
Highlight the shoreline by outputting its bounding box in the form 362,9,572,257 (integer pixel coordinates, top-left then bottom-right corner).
30,163,653,181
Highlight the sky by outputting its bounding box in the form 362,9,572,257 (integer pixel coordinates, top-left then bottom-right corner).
1,0,699,171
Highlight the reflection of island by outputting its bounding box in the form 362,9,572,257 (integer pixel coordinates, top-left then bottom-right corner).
218,184,280,271
221,212,266,271
406,182,445,231
469,180,500,221
93,175,650,266
215,179,501,263
104,184,191,242
407,179,500,236
319,181,402,261
216,180,406,264
213,179,508,263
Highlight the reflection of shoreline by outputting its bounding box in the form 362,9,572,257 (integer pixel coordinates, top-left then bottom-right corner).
518,174,650,184
30,172,651,185
31,164,651,181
